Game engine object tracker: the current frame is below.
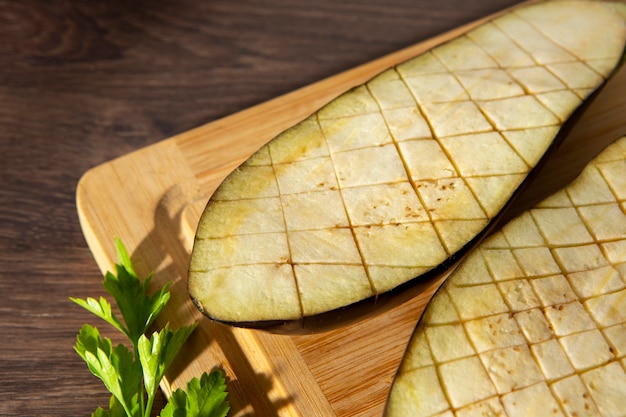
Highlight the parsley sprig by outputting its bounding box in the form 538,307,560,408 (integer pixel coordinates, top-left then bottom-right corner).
72,239,229,417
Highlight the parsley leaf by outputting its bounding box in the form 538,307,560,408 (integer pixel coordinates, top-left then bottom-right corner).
161,372,230,417
74,324,141,417
101,238,171,345
69,296,126,336
138,323,197,411
92,395,128,417
72,239,229,417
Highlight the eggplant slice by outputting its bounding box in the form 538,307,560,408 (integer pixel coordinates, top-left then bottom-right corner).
385,135,626,417
189,0,626,331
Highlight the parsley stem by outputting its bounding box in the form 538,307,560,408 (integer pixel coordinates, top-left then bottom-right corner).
136,345,147,417
144,393,155,417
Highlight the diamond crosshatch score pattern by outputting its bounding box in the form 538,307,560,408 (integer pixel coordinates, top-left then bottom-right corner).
387,136,626,417
189,1,626,322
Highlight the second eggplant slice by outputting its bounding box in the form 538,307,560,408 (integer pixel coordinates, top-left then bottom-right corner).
189,0,626,329
385,136,626,417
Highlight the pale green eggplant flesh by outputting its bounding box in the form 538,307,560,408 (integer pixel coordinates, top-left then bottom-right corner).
189,0,626,331
385,136,626,417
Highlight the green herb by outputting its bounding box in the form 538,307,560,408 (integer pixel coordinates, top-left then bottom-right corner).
72,238,229,417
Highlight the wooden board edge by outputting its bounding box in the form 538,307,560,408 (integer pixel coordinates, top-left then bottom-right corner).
76,139,336,416
171,0,539,191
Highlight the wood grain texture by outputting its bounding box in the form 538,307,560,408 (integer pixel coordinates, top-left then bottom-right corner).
75,3,551,416
0,0,527,415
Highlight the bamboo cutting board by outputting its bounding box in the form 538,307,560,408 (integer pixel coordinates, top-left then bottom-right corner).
75,1,617,415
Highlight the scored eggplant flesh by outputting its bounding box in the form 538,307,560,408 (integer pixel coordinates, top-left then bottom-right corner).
188,0,626,331
385,135,626,417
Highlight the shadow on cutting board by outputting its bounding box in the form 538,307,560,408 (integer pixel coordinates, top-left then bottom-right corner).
129,180,294,417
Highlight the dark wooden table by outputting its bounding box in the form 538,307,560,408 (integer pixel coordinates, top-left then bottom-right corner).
0,0,521,415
